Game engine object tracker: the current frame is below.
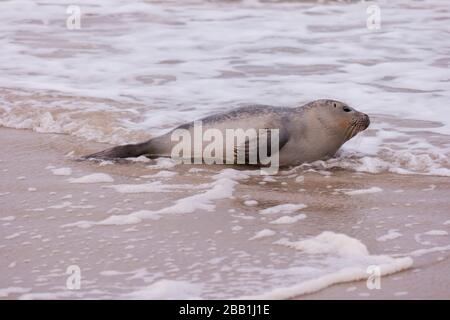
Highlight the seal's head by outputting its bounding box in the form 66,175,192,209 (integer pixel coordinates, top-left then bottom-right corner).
309,99,370,142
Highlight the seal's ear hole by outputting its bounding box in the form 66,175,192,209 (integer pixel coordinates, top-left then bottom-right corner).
333,103,337,108
343,106,351,112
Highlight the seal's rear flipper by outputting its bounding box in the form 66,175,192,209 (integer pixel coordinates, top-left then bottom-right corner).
83,141,151,160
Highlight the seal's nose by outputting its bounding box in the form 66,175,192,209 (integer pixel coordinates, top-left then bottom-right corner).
362,113,370,129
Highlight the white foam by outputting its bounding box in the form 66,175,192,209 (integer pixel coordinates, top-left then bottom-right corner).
99,210,161,226
141,171,177,178
68,173,114,184
51,167,72,176
404,244,450,258
422,185,436,191
295,176,305,183
65,169,249,227
48,201,72,209
316,150,450,177
244,200,258,207
110,181,177,194
127,156,151,163
275,232,369,257
344,187,383,196
0,287,31,298
263,176,277,182
147,158,177,170
124,280,202,300
259,204,307,215
423,230,448,236
240,257,412,299
377,229,402,242
249,229,276,240
270,214,307,225
0,216,16,221
237,231,413,299
5,232,25,240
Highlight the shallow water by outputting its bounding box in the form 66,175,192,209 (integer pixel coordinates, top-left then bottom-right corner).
1,128,449,299
0,0,449,175
0,0,450,299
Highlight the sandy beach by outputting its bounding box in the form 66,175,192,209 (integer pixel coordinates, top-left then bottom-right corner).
1,127,449,299
0,0,449,300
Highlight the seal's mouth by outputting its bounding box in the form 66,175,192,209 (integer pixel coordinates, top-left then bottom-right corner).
344,113,370,141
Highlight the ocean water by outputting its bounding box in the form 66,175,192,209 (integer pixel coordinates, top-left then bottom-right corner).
0,0,449,300
0,0,449,175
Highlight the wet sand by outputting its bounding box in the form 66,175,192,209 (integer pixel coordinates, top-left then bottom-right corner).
0,127,449,299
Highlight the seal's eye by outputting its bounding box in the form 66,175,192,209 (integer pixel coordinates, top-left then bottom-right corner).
343,106,351,112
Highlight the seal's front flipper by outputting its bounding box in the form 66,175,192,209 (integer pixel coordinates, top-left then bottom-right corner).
233,128,289,165
83,141,151,160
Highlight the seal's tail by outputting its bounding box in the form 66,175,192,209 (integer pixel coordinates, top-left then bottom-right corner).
83,141,151,160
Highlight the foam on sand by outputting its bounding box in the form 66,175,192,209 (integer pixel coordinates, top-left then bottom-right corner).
423,230,448,236
0,287,31,298
244,200,258,207
344,187,383,196
0,216,16,222
377,229,403,242
275,232,369,257
64,169,249,227
403,244,450,258
141,170,177,179
239,232,413,299
124,280,202,300
147,158,177,170
50,167,72,176
240,257,412,299
270,214,307,225
1,0,447,300
68,173,114,184
259,203,307,215
109,181,179,194
249,229,276,240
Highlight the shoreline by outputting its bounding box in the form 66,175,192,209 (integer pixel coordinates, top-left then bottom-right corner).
0,127,449,299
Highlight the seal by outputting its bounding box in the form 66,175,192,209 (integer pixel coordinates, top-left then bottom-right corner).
85,99,370,166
